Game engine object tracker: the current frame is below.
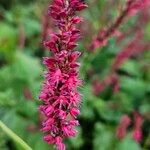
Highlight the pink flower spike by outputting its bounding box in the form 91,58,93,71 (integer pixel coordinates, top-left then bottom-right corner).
88,0,149,52
132,112,143,142
116,115,131,140
39,0,87,149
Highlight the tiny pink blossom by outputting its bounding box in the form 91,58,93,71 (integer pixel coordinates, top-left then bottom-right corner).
56,137,65,150
70,108,80,118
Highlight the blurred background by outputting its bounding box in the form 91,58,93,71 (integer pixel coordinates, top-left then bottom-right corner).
0,0,150,150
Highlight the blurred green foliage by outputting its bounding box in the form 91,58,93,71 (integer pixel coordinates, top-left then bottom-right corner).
0,0,150,150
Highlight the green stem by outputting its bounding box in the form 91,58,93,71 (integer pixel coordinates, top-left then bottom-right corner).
0,120,32,150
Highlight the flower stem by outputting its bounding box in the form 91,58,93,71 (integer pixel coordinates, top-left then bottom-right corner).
0,120,32,150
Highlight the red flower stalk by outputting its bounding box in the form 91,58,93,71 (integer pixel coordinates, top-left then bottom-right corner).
111,31,148,72
92,30,150,95
132,112,143,142
114,42,149,69
39,0,87,150
117,7,150,44
116,112,143,142
116,115,131,140
88,0,150,51
127,0,150,16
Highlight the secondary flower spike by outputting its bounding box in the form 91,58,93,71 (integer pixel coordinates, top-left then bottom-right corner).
39,0,87,150
88,0,150,51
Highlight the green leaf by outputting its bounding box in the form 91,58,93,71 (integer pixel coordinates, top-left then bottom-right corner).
81,85,104,119
16,101,37,119
26,133,53,150
0,89,16,107
93,123,115,150
24,19,40,37
0,22,17,61
11,52,42,81
120,77,148,99
116,135,141,150
121,60,141,77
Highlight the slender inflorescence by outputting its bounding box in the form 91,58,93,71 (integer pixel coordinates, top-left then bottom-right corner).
88,0,150,51
91,6,150,96
116,115,131,139
92,30,150,95
116,112,143,142
39,0,87,150
132,112,143,142
111,31,149,72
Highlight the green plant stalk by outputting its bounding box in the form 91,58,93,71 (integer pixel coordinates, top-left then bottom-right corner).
0,120,32,150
